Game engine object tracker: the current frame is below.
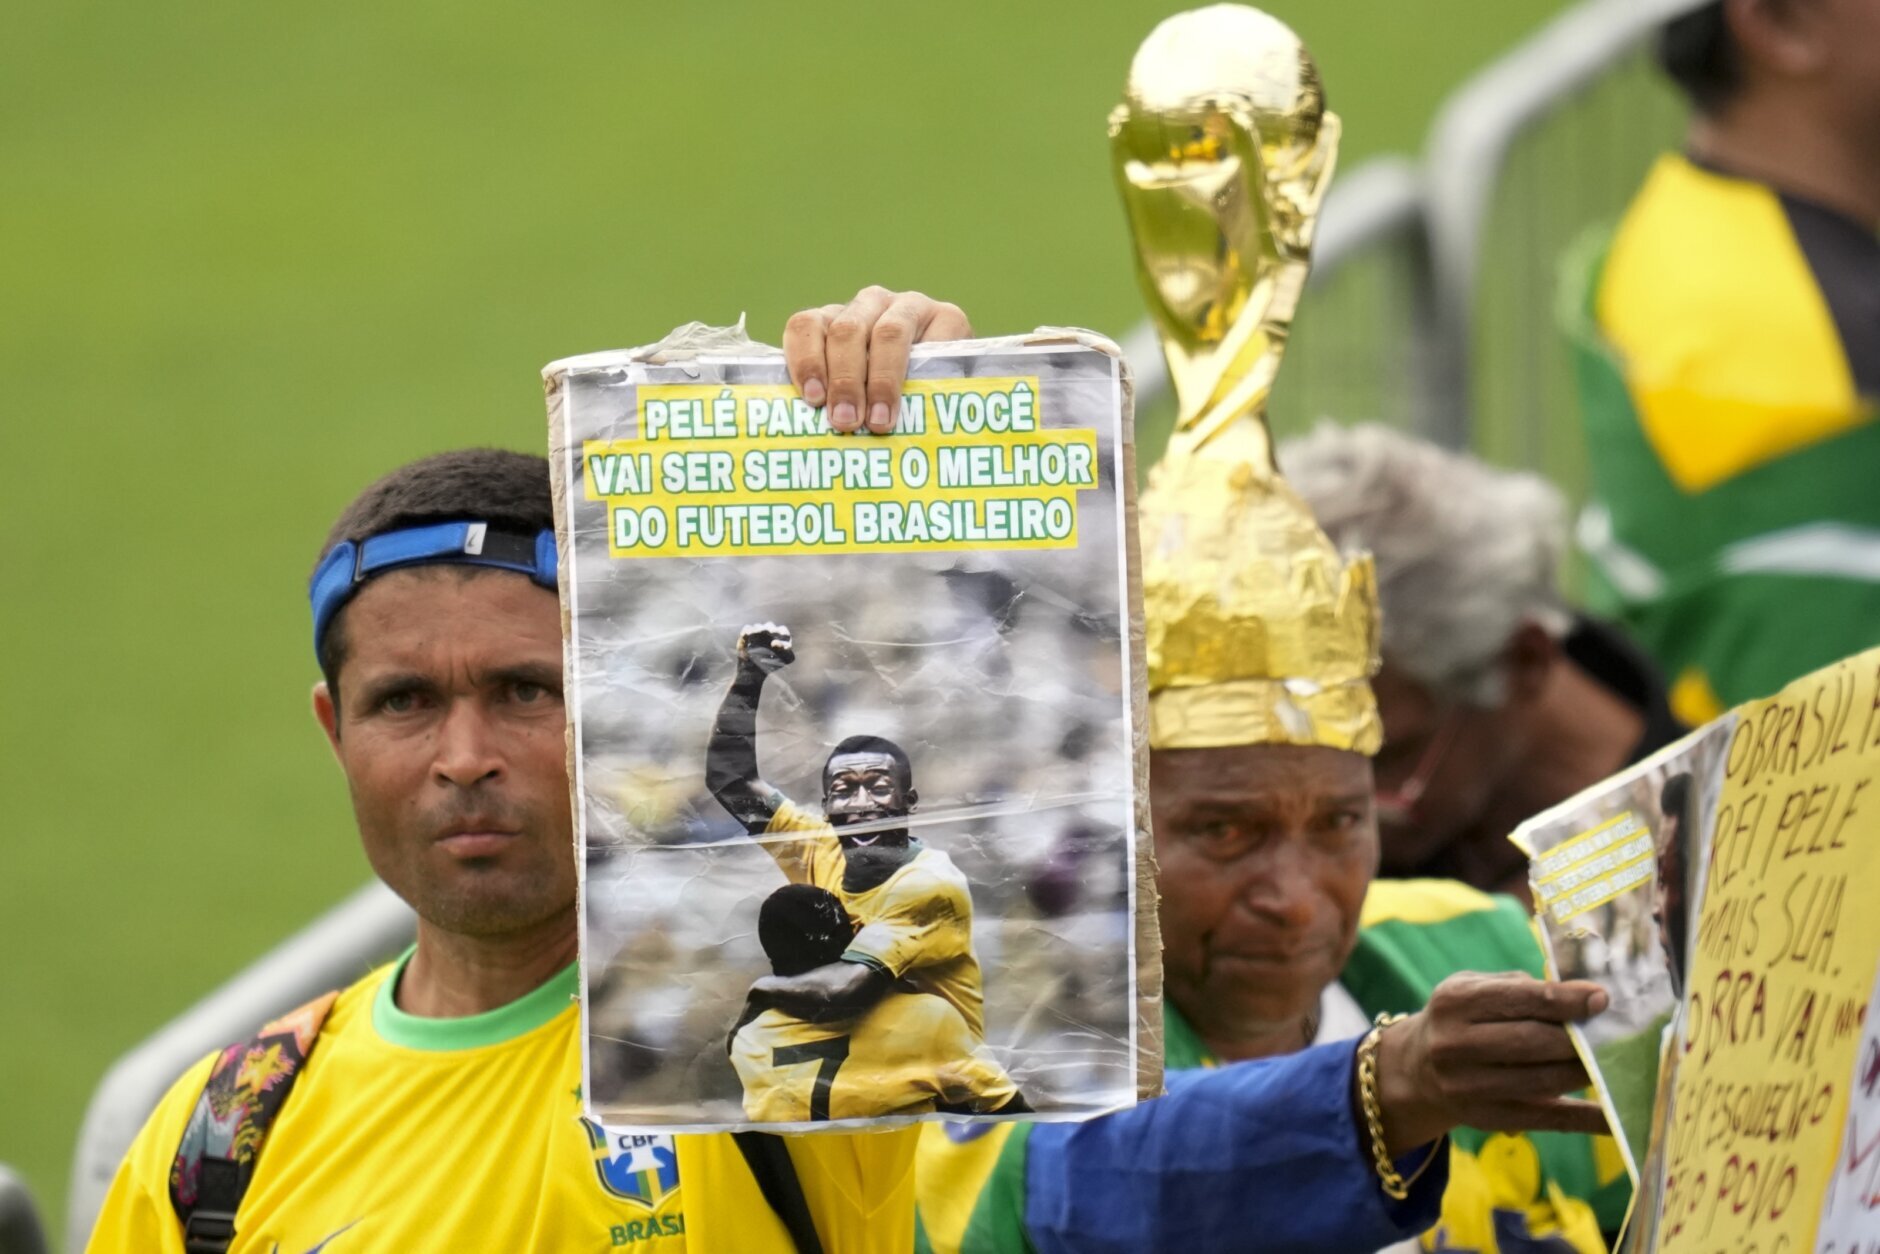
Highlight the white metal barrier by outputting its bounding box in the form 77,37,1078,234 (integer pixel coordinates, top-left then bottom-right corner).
64,884,414,1250
1424,0,1702,489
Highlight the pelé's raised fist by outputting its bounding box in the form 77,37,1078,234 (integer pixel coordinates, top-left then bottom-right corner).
738,622,796,674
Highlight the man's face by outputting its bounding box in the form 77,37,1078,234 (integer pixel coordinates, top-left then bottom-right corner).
1152,743,1378,1038
313,568,575,939
1370,660,1519,872
822,751,914,848
822,750,917,885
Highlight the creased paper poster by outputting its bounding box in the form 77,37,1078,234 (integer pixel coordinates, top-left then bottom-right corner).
544,327,1157,1133
1515,648,1880,1252
1514,719,1736,1187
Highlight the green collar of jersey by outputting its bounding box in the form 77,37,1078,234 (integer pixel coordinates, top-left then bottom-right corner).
373,946,578,1051
1161,1000,1217,1071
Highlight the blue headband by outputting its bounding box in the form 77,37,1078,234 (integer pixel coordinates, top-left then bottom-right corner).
310,521,558,658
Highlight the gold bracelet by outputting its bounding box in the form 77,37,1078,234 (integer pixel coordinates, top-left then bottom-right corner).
1357,1011,1415,1199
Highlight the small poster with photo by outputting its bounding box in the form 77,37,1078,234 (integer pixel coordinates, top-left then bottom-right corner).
1511,720,1734,1188
544,325,1158,1132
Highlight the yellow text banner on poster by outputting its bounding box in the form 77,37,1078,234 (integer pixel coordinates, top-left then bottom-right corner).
1659,649,1880,1254
580,378,1104,559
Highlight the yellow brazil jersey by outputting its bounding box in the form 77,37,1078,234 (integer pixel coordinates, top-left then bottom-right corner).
1596,153,1876,495
86,953,920,1254
764,799,985,1038
731,992,1018,1124
1571,152,1880,713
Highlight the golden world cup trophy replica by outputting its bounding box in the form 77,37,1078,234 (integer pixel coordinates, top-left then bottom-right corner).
1111,4,1382,753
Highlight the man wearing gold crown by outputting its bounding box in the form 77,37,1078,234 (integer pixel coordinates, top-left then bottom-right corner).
914,7,1628,1252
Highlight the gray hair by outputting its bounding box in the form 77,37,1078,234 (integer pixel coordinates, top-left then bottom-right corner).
1279,422,1571,705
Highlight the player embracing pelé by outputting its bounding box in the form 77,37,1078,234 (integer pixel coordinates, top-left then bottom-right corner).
707,622,992,1118
726,884,1027,1122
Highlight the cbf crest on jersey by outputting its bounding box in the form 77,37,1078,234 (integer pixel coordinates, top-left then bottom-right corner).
581,1121,679,1209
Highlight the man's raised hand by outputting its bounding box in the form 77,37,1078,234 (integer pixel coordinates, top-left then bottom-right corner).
1371,970,1612,1155
782,287,972,435
738,623,796,675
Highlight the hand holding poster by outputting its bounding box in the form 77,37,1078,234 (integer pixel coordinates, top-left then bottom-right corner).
1514,648,1880,1252
544,325,1157,1133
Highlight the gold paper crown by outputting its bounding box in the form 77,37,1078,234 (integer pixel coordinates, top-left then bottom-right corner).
1116,6,1383,754
1141,422,1382,753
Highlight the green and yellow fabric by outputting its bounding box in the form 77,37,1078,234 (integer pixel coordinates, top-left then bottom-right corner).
90,955,924,1254
1565,153,1880,722
914,881,1628,1253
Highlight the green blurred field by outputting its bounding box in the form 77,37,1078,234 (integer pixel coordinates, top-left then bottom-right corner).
1,0,1569,1237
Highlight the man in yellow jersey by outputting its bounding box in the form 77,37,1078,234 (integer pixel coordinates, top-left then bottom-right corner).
707,625,985,1039
84,288,977,1254
729,884,1025,1122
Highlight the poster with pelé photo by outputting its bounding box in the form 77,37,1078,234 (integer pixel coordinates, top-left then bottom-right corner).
544,325,1159,1133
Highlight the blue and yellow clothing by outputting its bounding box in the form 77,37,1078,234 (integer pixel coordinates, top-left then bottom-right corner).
731,992,1018,1122
914,1034,1448,1254
87,953,920,1253
92,949,1462,1254
765,798,985,1038
915,880,1629,1254
1567,153,1880,719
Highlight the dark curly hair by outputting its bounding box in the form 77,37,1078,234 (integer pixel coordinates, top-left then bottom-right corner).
313,448,554,705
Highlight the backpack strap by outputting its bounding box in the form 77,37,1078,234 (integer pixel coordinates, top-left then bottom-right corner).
169,991,339,1254
732,1132,826,1254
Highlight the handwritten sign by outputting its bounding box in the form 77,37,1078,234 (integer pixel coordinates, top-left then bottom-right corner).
1657,651,1880,1253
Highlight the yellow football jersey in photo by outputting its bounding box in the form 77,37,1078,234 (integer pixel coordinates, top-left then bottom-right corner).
765,800,985,1037
731,992,1018,1122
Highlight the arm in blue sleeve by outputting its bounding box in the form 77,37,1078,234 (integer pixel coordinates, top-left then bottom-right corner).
1022,1037,1447,1254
